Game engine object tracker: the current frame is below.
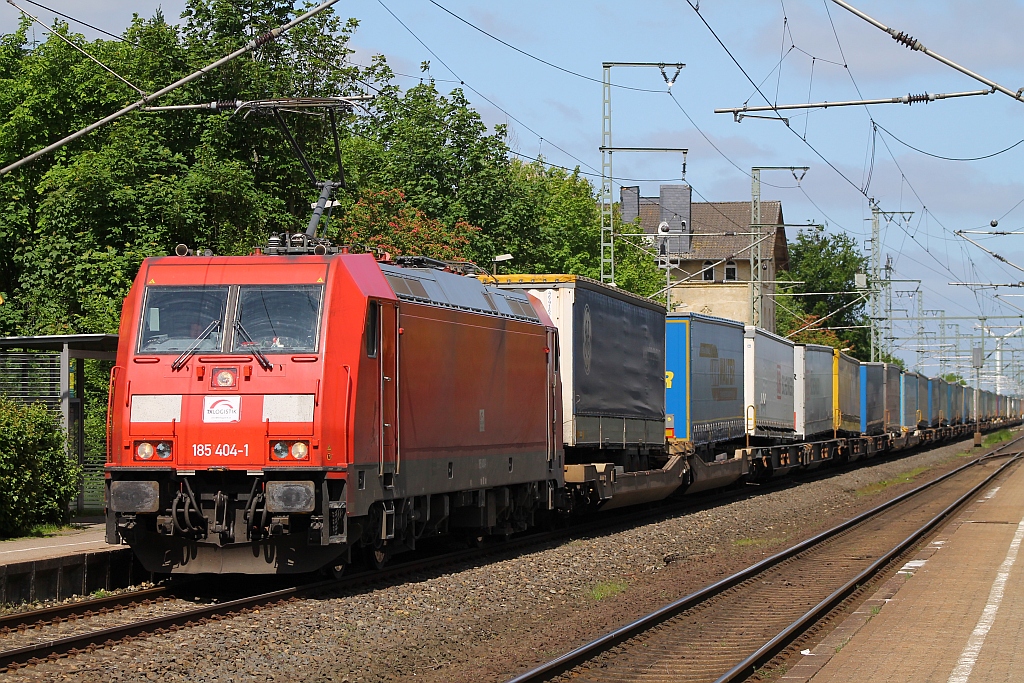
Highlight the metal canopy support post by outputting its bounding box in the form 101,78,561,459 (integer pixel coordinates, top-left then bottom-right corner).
59,343,70,441
0,335,119,513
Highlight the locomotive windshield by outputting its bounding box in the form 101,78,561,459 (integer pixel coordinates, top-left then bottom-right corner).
232,285,324,352
138,286,228,353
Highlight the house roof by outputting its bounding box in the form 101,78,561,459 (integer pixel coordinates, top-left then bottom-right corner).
636,199,789,270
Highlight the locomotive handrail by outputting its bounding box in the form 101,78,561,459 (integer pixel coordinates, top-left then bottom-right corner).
106,366,120,463
343,364,352,462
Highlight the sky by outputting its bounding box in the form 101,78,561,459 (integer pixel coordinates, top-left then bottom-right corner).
5,0,1024,387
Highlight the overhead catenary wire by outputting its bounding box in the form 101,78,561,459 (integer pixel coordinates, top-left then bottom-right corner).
874,122,1024,162
14,0,200,73
0,0,345,176
424,0,665,94
9,0,144,95
375,0,600,176
829,0,1024,104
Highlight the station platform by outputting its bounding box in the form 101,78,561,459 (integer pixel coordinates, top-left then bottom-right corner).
0,518,142,605
0,518,108,565
784,458,1024,683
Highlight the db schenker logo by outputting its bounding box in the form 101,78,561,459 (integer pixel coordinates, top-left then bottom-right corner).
203,396,240,423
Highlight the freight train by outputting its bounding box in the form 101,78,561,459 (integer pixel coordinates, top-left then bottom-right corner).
105,245,1020,574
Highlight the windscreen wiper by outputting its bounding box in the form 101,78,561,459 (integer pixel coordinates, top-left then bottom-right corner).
233,320,273,371
171,320,221,371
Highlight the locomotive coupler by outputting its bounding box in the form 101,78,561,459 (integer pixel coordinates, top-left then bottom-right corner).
116,514,137,533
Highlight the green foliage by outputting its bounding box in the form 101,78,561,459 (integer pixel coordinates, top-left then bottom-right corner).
328,188,478,260
879,351,906,370
0,396,80,537
774,290,845,349
776,227,869,357
983,429,1013,447
941,372,967,385
0,3,669,470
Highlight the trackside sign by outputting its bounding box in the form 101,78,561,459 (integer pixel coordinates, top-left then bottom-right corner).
203,396,240,423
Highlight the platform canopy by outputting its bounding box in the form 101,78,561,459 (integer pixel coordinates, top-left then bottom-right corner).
0,334,119,511
0,333,119,359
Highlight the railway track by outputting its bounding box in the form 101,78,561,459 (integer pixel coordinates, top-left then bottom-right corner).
508,435,1024,683
0,432,1011,673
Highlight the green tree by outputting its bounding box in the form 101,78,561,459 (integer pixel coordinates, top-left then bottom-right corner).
0,397,79,536
776,226,870,358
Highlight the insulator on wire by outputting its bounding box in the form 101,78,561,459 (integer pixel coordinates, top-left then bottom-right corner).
901,92,934,105
253,30,278,48
892,31,920,50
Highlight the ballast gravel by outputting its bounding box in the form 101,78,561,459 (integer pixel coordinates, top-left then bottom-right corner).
2,436,1004,683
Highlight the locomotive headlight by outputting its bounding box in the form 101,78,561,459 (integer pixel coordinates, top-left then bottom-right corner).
212,367,237,388
136,442,155,460
290,441,309,460
272,441,289,460
155,441,173,459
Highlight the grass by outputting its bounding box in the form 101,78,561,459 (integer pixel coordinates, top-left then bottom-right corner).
588,580,628,601
21,523,69,538
984,429,1014,447
0,522,81,542
856,466,930,496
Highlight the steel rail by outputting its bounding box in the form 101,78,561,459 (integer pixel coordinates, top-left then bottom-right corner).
0,583,307,670
0,586,170,631
506,433,1024,683
4,429,1017,672
715,449,1023,682
0,465,829,673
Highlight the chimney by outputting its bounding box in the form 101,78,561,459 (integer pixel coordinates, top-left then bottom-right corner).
659,184,691,253
620,186,640,225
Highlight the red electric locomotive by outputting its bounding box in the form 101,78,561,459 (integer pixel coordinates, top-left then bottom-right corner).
106,240,563,574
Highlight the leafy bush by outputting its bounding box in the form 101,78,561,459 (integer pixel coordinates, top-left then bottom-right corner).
0,396,80,537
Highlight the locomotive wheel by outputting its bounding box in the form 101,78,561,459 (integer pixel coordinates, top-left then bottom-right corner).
370,546,390,570
329,562,346,580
